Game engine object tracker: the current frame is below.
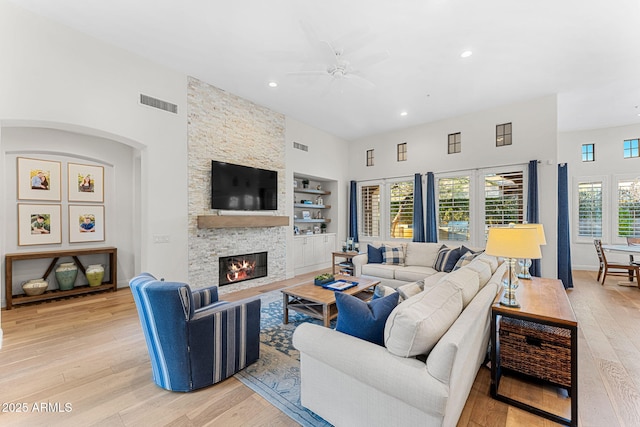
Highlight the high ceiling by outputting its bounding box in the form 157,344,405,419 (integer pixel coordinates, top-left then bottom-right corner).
11,0,640,140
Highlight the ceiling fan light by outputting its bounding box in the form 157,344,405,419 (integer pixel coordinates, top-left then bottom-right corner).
461,50,473,58
268,81,278,88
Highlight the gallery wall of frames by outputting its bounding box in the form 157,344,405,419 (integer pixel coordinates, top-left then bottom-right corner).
16,157,106,246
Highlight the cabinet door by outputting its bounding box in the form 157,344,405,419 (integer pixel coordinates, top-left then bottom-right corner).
293,237,306,267
313,235,327,264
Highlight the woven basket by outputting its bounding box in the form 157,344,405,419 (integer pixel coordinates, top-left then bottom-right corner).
499,317,572,388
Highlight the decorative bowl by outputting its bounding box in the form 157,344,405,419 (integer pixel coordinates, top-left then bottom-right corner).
22,279,48,296
314,275,335,286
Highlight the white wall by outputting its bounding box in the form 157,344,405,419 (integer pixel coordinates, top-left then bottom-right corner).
559,123,640,269
347,95,559,278
0,0,189,284
2,127,136,299
285,117,350,278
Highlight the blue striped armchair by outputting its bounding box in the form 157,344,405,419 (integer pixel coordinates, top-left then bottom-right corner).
130,273,261,392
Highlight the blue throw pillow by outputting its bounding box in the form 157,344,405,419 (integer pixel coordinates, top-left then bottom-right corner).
335,291,399,346
367,244,383,264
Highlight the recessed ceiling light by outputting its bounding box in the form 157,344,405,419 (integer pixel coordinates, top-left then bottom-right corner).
268,81,278,88
461,50,473,58
400,111,408,116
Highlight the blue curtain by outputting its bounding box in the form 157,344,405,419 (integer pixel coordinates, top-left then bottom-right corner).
412,173,426,242
349,180,359,243
527,160,541,277
557,163,573,288
425,172,438,243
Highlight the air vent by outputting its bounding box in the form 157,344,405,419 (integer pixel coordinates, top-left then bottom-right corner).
293,141,309,152
140,94,178,114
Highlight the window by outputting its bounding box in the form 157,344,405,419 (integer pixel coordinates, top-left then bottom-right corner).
624,139,639,159
361,185,380,237
389,180,414,238
582,144,595,162
366,149,374,166
484,171,524,233
496,123,512,147
448,133,461,154
397,143,407,161
617,179,640,237
438,176,470,241
578,182,602,237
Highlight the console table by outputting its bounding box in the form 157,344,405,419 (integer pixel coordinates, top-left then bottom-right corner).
490,276,578,426
4,247,117,309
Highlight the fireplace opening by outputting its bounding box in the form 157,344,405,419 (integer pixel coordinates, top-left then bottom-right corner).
218,252,267,286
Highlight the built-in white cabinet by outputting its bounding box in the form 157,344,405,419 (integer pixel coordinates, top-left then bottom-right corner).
293,233,336,275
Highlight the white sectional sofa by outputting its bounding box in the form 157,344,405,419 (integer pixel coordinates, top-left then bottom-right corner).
293,254,506,427
352,241,480,288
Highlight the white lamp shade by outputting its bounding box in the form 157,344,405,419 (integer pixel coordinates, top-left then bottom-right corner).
485,227,542,259
511,223,547,245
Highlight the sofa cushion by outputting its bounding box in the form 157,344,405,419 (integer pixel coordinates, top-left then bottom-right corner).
373,284,397,299
382,245,405,265
362,263,399,280
435,267,480,308
384,282,463,357
395,265,439,282
463,258,492,289
476,253,500,274
404,242,442,267
433,246,463,272
335,291,399,346
396,280,425,301
367,244,384,264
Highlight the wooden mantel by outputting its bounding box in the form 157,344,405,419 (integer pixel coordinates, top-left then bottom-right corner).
197,215,290,229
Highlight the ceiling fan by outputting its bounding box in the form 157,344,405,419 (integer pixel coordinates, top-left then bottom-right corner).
287,21,390,91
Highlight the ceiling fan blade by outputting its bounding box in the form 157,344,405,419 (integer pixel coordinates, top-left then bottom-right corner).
298,20,338,65
333,26,370,56
287,70,329,77
354,50,390,69
344,73,376,90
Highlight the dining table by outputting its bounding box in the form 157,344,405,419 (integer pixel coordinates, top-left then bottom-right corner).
602,244,640,285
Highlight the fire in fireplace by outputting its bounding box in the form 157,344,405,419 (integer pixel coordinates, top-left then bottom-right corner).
218,252,267,286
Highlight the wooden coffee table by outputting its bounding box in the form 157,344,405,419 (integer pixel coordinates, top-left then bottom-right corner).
281,275,380,327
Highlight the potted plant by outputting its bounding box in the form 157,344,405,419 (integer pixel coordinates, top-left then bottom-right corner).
314,272,334,286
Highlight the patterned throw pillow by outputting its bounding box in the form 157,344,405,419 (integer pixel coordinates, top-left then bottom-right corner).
382,245,405,265
453,246,484,270
433,246,463,272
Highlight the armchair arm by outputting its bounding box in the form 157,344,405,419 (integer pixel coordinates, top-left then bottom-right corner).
191,285,219,310
187,296,262,388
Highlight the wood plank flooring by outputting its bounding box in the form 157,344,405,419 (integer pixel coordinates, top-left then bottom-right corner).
1,270,639,426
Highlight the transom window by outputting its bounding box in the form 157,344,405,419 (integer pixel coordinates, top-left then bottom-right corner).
582,143,595,162
397,143,407,162
448,133,461,154
624,139,639,159
496,123,512,147
366,149,374,167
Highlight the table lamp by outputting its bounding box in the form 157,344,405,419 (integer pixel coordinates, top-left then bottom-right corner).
511,223,547,279
485,227,542,307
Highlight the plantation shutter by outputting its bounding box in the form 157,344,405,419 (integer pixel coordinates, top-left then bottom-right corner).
578,182,602,237
484,170,524,233
361,185,381,238
437,176,470,241
389,180,414,239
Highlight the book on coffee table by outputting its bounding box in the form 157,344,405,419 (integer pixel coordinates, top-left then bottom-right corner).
322,279,358,291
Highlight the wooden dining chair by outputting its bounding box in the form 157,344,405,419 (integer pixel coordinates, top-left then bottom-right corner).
628,237,640,266
594,239,640,286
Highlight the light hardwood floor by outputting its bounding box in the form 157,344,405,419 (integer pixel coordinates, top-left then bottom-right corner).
1,270,639,426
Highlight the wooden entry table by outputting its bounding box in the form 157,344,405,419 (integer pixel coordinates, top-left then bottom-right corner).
490,277,578,426
281,275,379,327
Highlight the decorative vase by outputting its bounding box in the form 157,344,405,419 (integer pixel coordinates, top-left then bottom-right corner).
55,262,78,290
22,278,49,296
86,264,105,287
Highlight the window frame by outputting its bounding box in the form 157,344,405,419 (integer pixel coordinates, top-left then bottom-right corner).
623,139,640,159
366,149,374,167
573,175,607,244
613,174,640,242
448,132,461,154
397,142,407,162
582,143,595,162
496,122,512,147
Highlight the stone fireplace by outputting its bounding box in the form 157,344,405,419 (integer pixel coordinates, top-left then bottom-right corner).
218,251,268,286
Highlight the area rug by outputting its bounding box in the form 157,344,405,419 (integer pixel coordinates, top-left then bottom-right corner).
234,291,333,427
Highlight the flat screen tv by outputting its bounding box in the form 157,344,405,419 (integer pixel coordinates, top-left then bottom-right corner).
211,160,278,210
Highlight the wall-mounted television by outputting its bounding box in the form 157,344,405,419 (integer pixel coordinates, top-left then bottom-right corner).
211,160,278,210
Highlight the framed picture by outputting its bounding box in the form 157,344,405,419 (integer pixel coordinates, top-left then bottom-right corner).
69,205,105,243
18,204,62,246
17,157,61,201
68,163,104,202
302,210,311,220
